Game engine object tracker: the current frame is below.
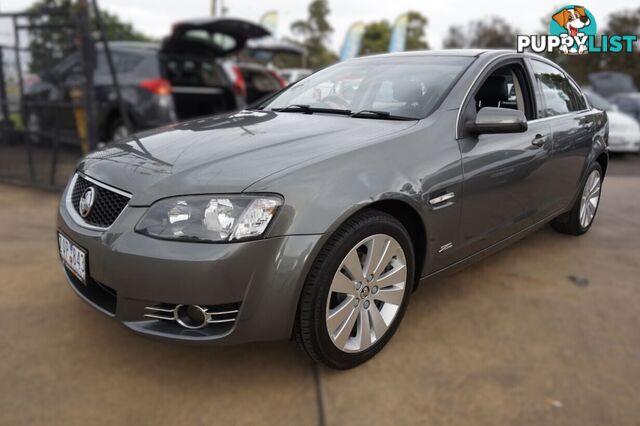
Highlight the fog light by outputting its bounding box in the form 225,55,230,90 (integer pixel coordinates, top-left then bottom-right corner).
174,304,208,329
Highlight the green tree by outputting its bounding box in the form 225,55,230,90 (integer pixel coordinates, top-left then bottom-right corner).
405,11,429,50
443,17,517,48
360,11,429,56
360,20,391,55
442,26,466,48
603,7,640,86
290,0,338,69
27,0,152,73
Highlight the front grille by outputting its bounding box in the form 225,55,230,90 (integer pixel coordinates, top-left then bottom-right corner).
71,174,130,228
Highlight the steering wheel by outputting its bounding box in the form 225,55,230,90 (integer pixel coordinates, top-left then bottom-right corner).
321,95,350,109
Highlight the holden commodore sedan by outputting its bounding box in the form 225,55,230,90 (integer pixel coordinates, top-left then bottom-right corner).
58,50,608,369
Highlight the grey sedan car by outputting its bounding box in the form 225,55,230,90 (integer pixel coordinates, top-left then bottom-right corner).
57,50,608,369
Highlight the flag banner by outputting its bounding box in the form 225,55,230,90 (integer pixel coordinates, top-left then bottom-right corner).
340,22,366,61
260,11,278,36
389,13,409,52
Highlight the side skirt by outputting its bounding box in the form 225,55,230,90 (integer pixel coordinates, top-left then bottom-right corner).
418,208,566,285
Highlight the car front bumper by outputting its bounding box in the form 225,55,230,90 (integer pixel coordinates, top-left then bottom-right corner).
57,186,321,345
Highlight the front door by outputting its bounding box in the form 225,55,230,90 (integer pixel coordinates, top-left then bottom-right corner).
456,60,555,258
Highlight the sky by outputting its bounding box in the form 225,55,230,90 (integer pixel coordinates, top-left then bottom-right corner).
0,0,638,50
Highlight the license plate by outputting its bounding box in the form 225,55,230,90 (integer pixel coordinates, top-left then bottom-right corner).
58,232,87,283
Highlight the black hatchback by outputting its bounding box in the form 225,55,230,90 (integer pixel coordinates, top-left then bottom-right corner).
24,18,284,143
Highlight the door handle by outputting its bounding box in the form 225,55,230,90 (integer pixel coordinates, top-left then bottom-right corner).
531,134,548,147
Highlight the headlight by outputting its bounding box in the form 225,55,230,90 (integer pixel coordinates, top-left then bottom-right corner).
136,195,282,242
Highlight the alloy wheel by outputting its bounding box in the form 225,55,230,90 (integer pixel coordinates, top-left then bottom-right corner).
325,233,407,353
579,169,601,229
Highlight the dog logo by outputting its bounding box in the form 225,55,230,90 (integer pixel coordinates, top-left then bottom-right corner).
79,187,96,218
550,6,596,55
517,6,637,55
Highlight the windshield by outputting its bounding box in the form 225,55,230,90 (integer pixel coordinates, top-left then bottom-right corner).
260,56,474,119
585,90,613,111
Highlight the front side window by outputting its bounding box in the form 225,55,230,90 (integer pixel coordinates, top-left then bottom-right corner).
474,64,530,118
531,60,584,117
261,56,474,119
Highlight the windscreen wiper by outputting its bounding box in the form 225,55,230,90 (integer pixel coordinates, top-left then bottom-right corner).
350,110,417,121
272,104,351,115
272,104,313,113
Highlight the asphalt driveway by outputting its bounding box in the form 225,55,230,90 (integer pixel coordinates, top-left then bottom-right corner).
1,155,639,426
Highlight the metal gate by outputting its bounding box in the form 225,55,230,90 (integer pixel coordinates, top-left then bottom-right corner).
0,0,127,190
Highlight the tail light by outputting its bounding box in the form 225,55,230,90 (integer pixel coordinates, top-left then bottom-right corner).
230,65,247,98
270,70,287,88
140,79,172,96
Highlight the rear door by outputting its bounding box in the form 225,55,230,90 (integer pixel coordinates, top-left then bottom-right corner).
160,18,271,118
527,59,596,212
161,18,271,58
456,58,555,258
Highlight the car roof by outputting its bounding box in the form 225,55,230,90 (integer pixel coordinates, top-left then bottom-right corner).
353,49,517,60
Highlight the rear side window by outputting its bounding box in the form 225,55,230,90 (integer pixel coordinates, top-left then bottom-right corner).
568,80,587,111
96,52,144,75
531,60,585,117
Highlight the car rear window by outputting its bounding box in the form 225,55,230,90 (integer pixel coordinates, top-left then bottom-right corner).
96,52,144,75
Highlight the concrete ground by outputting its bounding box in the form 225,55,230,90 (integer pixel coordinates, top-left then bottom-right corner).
1,156,639,426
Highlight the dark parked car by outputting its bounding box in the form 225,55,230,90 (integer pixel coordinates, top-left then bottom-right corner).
609,93,640,122
583,89,640,153
587,71,640,121
588,71,636,98
57,50,608,369
25,18,283,143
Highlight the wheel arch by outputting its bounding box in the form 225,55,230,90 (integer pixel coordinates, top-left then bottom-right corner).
595,151,608,177
310,197,428,291
364,199,427,288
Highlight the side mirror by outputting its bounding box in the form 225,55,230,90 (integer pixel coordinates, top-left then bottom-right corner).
466,107,528,134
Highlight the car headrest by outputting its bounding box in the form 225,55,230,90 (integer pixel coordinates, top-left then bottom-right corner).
392,80,423,103
475,75,508,107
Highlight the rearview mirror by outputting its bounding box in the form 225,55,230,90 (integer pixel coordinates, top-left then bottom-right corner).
466,107,528,134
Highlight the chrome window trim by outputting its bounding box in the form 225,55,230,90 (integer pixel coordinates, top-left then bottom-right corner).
456,53,593,136
65,172,132,232
528,111,586,124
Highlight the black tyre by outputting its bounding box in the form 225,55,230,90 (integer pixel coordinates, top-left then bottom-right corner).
295,210,415,369
551,162,603,235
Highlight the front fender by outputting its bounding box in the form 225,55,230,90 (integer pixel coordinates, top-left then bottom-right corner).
248,110,465,276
